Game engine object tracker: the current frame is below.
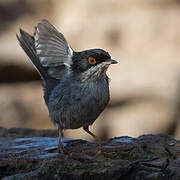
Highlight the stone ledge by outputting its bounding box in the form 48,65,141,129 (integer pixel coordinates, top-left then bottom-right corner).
0,127,179,180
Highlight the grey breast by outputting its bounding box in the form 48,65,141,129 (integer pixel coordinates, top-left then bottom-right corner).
48,77,110,129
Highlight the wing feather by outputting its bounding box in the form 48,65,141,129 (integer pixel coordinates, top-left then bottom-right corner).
34,19,73,78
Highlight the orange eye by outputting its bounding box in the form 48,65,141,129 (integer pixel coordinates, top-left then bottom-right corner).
88,57,96,65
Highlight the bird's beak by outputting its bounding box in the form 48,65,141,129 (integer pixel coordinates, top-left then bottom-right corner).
106,59,118,64
110,59,118,64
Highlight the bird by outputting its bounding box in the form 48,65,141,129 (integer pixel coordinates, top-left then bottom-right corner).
16,19,118,153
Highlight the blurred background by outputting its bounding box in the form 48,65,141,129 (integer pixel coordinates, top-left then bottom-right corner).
0,0,180,141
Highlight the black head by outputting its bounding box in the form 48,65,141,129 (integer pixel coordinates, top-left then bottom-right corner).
71,49,117,73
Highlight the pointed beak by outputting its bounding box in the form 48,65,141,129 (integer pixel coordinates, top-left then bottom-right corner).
106,59,118,64
110,59,118,64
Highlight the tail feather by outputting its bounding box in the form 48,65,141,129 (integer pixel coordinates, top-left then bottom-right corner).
17,28,61,105
16,29,47,79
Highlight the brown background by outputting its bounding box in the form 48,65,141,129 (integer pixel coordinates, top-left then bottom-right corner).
0,0,180,140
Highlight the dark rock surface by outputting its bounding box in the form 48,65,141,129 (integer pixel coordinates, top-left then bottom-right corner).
0,127,180,180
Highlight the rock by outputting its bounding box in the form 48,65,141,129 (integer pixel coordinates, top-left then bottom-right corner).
0,127,180,179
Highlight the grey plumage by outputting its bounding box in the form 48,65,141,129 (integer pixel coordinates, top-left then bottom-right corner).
34,20,73,68
16,19,118,152
48,75,109,129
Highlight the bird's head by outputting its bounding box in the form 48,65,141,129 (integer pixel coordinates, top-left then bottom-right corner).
72,49,118,81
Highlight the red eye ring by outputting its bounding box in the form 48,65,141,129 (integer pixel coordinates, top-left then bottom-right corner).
88,57,96,65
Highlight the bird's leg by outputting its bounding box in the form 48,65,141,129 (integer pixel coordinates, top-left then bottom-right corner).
58,126,64,153
83,126,102,146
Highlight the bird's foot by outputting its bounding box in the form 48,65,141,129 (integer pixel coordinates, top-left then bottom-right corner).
58,144,69,154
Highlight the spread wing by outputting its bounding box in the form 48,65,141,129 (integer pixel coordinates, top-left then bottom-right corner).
34,19,73,79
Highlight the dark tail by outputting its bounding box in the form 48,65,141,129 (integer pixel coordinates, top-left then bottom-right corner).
16,29,47,79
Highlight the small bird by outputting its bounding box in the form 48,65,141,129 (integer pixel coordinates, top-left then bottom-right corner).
16,19,118,153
